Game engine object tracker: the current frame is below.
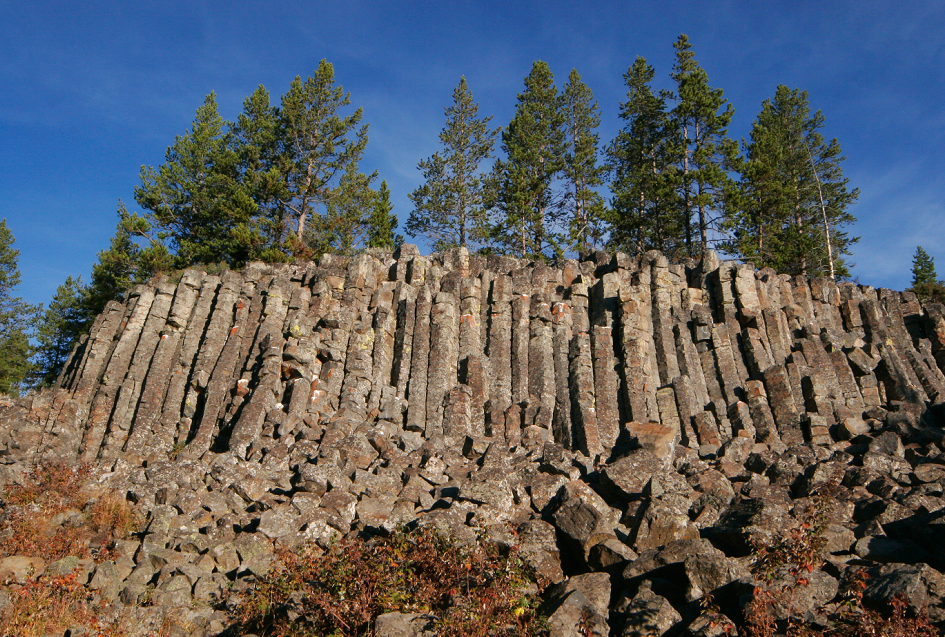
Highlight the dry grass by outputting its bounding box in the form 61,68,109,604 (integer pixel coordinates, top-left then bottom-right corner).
0,460,143,637
0,460,141,562
0,570,125,637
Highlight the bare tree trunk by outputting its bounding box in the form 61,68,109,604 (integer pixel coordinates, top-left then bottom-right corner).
805,140,835,280
682,123,692,257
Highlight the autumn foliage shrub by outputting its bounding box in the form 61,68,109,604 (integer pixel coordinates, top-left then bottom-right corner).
233,525,550,636
0,570,124,637
745,480,940,637
0,460,140,561
0,460,141,637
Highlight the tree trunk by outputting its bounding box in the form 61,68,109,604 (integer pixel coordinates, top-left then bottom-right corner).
682,122,692,257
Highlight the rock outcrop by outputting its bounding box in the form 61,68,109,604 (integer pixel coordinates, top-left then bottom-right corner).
2,246,945,635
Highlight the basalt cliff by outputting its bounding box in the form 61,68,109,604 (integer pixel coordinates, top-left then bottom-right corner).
2,246,945,635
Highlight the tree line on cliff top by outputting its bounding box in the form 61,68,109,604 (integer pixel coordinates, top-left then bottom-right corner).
3,34,867,393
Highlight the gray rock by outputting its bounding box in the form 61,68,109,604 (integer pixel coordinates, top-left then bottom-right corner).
547,590,609,637
600,450,665,501
854,536,932,564
0,555,45,583
373,612,438,637
257,507,302,539
553,572,611,620
552,480,619,552
619,583,682,637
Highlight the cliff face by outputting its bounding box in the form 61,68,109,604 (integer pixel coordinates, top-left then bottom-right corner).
30,246,945,463
2,246,945,634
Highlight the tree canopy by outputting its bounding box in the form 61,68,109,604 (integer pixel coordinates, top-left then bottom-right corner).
407,77,499,251
488,61,567,260
25,43,874,390
0,220,37,395
722,85,858,278
910,246,944,303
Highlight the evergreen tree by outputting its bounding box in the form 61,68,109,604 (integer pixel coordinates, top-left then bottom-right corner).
0,220,38,396
305,163,377,258
912,246,938,287
231,85,291,263
910,246,944,303
560,69,606,254
135,92,257,267
83,202,173,320
278,60,369,247
723,85,858,278
406,77,498,251
31,276,86,387
607,57,683,257
367,181,401,249
669,34,740,257
489,61,566,260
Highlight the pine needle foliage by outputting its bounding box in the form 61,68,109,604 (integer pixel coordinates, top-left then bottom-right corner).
489,61,567,261
723,85,859,278
407,77,499,251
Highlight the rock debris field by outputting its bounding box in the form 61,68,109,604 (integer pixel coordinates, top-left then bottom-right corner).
1,245,945,635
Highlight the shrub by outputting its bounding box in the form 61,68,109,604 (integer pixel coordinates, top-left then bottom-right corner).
232,525,550,636
0,460,141,562
0,461,142,636
745,479,940,637
0,569,124,637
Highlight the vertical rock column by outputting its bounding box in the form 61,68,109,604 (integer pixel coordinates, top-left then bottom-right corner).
79,286,157,461
649,253,681,387
123,270,204,455
99,282,176,459
527,293,555,435
391,283,418,403
405,285,432,433
367,282,397,414
459,277,488,437
511,281,531,407
425,290,458,438
569,330,600,458
158,274,221,450
64,300,127,401
551,300,573,448
486,274,513,416
181,273,251,458
617,273,659,422
228,278,291,458
590,325,619,453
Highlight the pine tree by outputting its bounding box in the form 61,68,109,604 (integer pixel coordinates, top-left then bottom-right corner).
489,61,566,260
305,163,377,258
406,77,498,251
723,85,858,278
607,57,683,257
669,34,740,257
0,220,38,396
135,92,257,267
278,60,369,248
31,276,86,387
83,202,173,320
560,69,606,254
367,181,401,249
912,247,938,287
231,85,291,263
910,246,944,303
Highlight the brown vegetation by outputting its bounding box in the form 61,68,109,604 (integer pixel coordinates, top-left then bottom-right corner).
231,525,550,636
744,481,939,637
0,460,140,637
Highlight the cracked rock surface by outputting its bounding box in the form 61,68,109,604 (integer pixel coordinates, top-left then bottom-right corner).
2,246,945,635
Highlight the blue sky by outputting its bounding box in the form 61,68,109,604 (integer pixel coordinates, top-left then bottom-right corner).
2,1,943,307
